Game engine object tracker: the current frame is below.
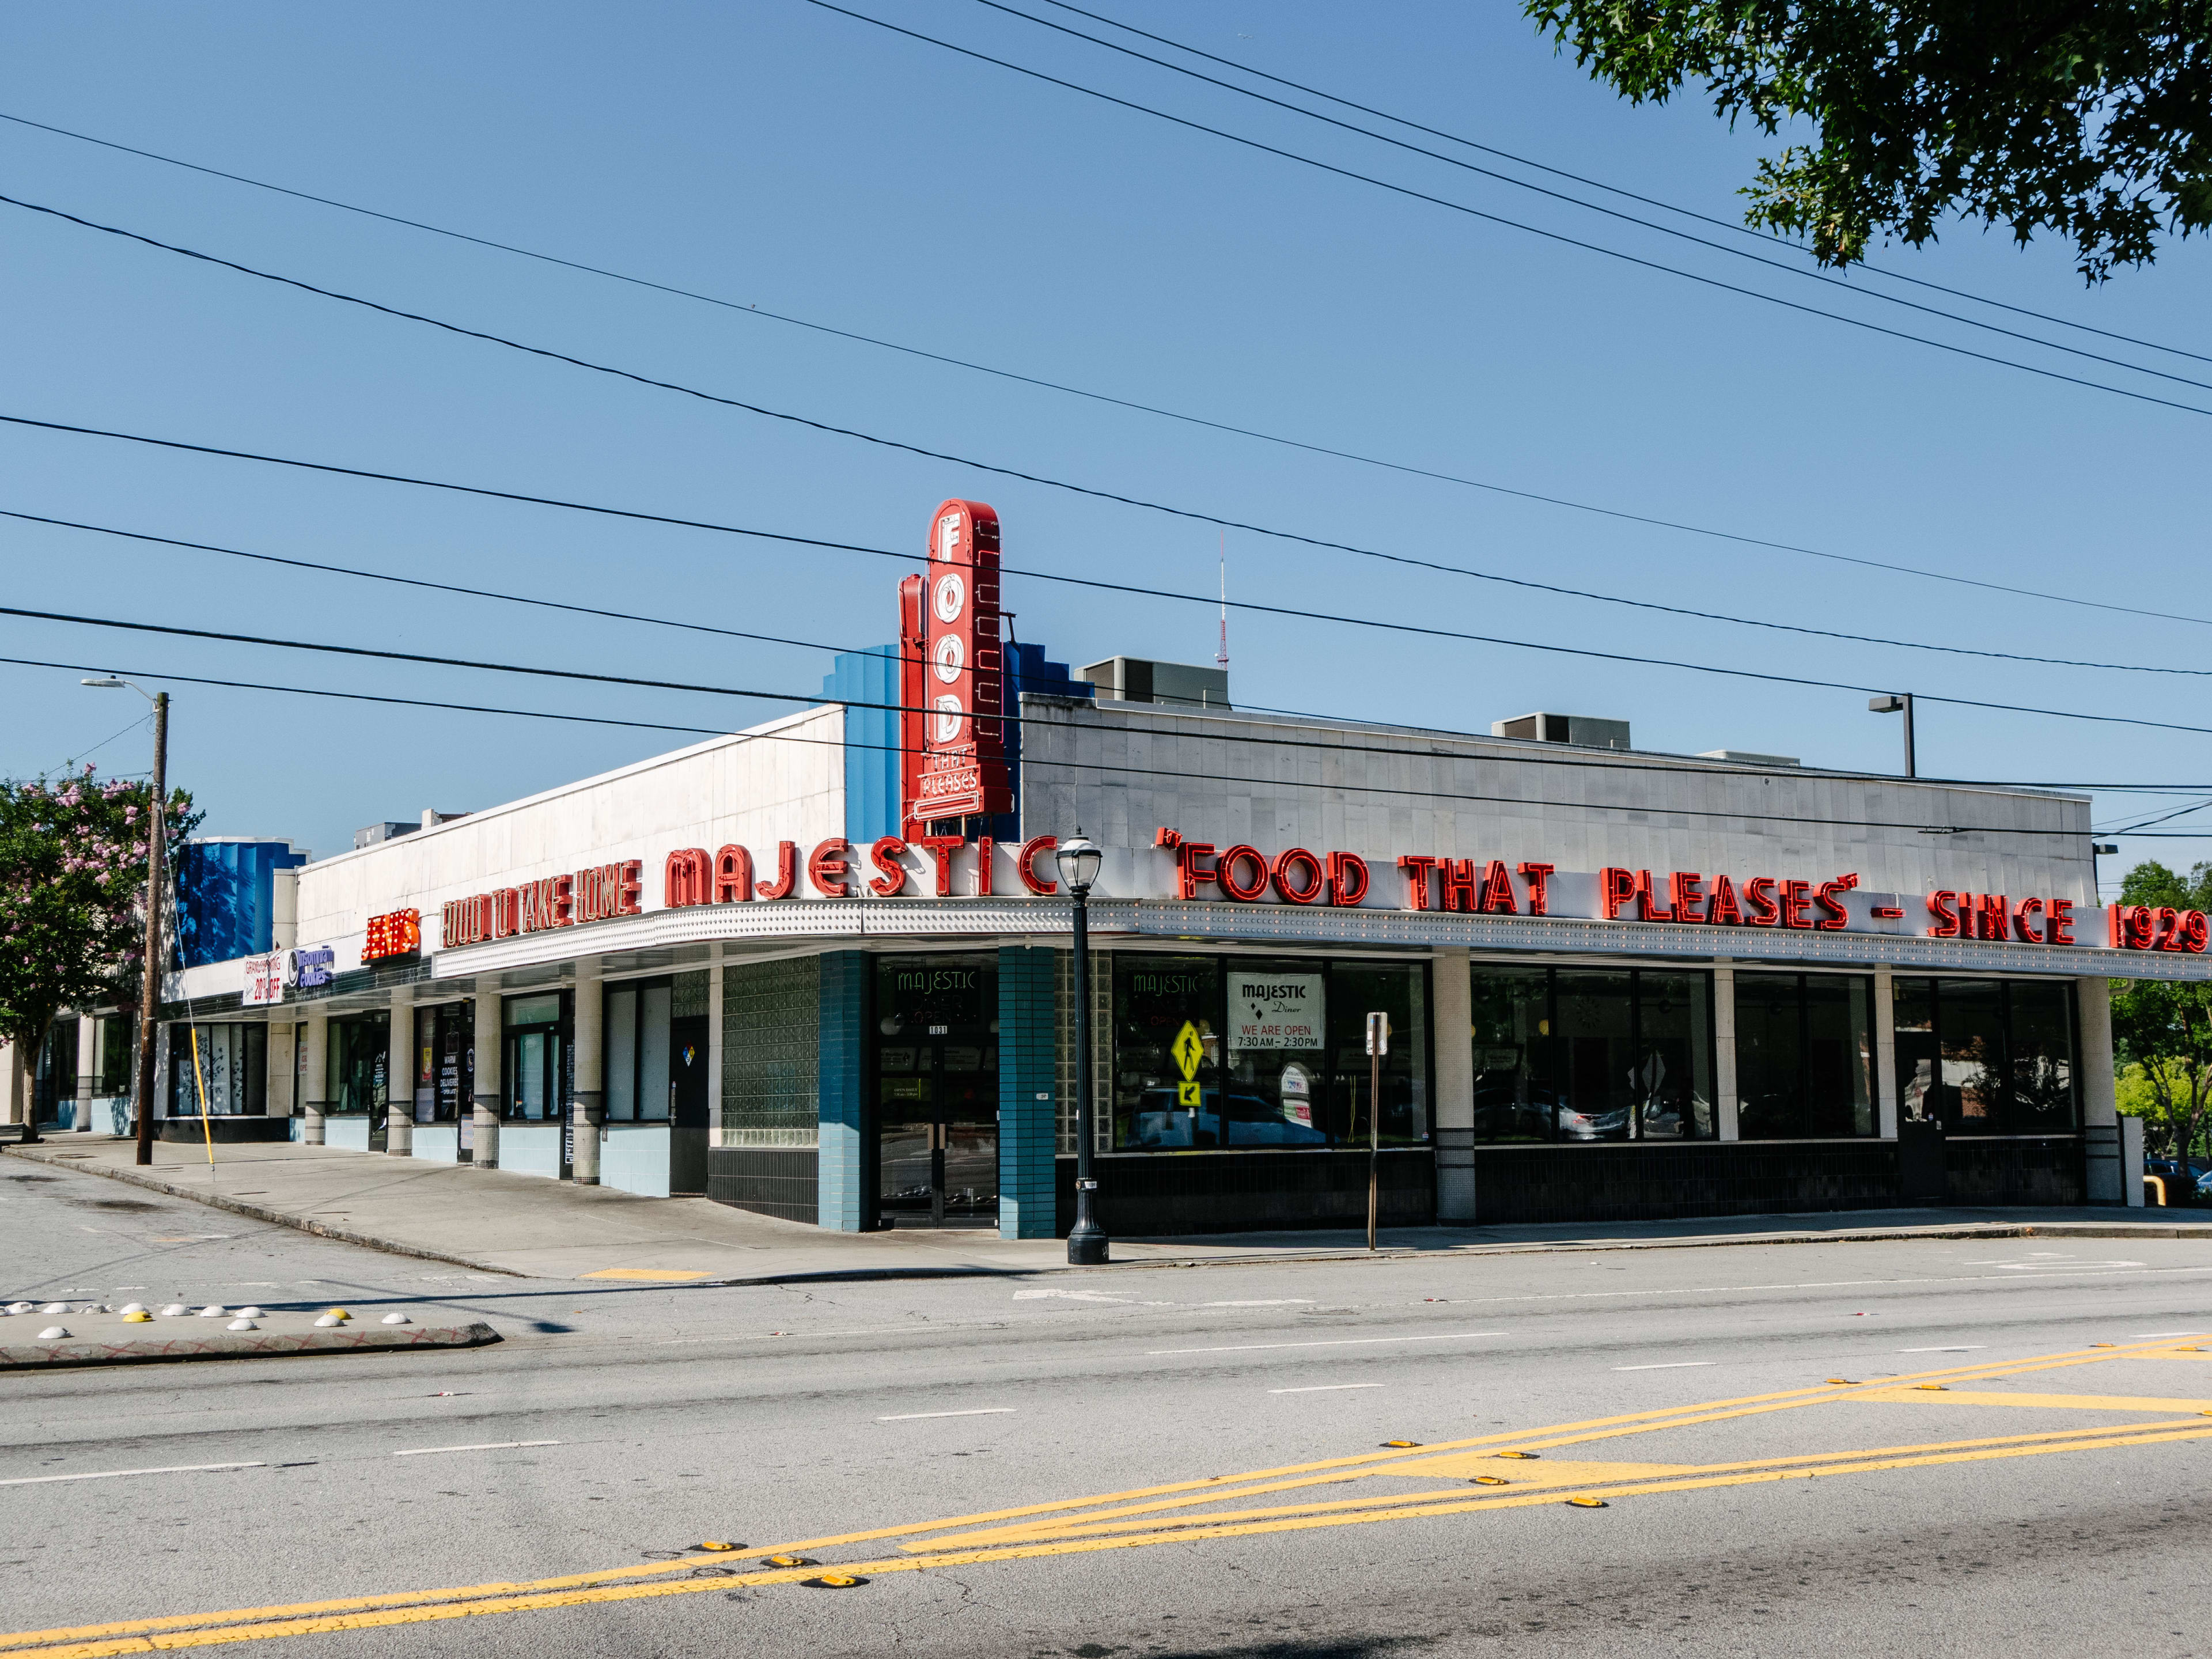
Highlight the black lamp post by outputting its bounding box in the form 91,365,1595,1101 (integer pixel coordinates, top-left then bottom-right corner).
1056,831,1108,1266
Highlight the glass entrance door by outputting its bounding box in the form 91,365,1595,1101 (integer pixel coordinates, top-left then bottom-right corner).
874,956,998,1228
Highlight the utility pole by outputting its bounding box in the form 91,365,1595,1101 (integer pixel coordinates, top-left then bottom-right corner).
132,692,169,1166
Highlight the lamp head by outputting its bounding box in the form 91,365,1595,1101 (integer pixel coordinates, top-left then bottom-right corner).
1868,694,1906,714
1054,831,1103,896
81,677,126,690
2093,842,2119,856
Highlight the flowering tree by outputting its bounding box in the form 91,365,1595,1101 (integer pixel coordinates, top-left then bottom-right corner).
0,766,199,1128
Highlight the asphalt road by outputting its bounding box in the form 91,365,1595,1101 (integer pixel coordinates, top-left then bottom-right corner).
6,1157,2211,1659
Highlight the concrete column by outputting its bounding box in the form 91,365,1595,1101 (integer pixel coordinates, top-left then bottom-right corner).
1713,964,1739,1141
385,989,414,1156
817,952,868,1232
2077,976,2129,1205
706,957,725,1152
2,1039,24,1127
571,958,603,1185
267,1022,297,1122
1873,965,1900,1139
271,868,300,949
73,1014,97,1132
997,947,1058,1238
300,1011,328,1145
472,988,502,1169
1431,946,1475,1224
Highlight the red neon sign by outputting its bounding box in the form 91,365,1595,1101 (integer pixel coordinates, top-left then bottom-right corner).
907,499,1012,824
363,908,421,962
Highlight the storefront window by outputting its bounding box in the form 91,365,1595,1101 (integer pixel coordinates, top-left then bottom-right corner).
1112,954,1429,1152
1734,974,1873,1139
414,1003,473,1122
504,993,569,1122
1892,978,2077,1135
97,1018,132,1096
1468,964,1714,1142
167,1022,268,1116
874,955,999,1225
329,1013,388,1115
605,982,670,1121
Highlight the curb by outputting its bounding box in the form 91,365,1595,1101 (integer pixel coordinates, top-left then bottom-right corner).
10,1146,2205,1288
2,1146,518,1278
0,1320,501,1370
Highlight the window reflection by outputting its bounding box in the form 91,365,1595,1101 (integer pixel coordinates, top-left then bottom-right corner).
1892,978,2077,1135
1735,974,1873,1139
1467,965,1714,1142
1112,955,1429,1152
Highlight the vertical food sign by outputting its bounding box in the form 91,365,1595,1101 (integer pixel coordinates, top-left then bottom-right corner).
907,498,1012,825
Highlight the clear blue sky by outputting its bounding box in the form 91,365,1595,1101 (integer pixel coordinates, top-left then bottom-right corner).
3,1,2206,891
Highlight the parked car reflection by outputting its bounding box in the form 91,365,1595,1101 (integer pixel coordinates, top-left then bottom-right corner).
1131,1086,1331,1149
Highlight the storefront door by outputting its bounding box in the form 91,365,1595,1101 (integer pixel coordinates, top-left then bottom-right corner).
874,956,998,1228
669,1014,710,1195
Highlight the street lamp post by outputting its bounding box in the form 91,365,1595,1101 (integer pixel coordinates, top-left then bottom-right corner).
84,677,168,1168
1055,831,1108,1266
1868,693,1915,778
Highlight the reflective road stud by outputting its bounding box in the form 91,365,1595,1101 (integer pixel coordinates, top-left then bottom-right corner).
1565,1497,1608,1508
1472,1476,1510,1486
804,1574,869,1588
762,1555,816,1569
1496,1451,1539,1460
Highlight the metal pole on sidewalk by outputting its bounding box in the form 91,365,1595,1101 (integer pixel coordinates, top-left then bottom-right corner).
1058,834,1107,1266
1365,1012,1388,1252
132,692,169,1167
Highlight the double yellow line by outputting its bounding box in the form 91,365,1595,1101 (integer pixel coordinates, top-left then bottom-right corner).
5,1338,2202,1657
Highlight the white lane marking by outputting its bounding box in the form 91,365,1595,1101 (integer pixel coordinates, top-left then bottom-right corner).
1205,1299,1318,1307
0,1461,265,1487
1899,1346,1987,1353
1149,1332,1508,1355
2131,1331,2206,1338
392,1441,560,1457
1270,1383,1385,1394
877,1408,1017,1422
1613,1361,1715,1371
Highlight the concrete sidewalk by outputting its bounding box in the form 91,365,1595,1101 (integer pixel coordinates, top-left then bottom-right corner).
10,1137,2210,1282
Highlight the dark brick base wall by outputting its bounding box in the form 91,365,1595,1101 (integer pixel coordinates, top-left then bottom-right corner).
157,1115,289,1143
1471,1142,1902,1225
1059,1150,1437,1237
709,1146,819,1224
1947,1137,2084,1206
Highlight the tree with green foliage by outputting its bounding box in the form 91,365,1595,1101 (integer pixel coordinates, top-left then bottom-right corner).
1525,1,2212,279
2106,859,2212,1185
0,766,197,1138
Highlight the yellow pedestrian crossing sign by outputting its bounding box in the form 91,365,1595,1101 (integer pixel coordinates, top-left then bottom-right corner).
1171,1022,1203,1080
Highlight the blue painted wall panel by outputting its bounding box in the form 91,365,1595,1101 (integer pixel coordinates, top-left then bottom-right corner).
998,946,1058,1239
175,839,308,968
817,950,869,1232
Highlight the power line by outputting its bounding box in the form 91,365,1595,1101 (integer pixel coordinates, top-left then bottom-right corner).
1022,0,2212,370
0,651,2099,839
12,194,2212,677
9,412,2211,743
802,0,2212,422
20,501,2210,797
12,493,2209,690
2,114,2198,628
969,0,2212,393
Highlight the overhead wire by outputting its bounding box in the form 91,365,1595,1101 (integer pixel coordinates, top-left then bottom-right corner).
1021,0,2212,369
26,500,2212,808
0,652,2104,839
968,0,2212,393
6,412,2209,743
10,192,2212,677
3,115,2202,628
800,0,2212,421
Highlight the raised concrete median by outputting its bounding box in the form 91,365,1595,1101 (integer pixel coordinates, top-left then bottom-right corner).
0,1299,498,1369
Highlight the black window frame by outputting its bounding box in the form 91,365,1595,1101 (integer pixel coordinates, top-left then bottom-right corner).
1467,963,1719,1145
1732,971,1878,1141
1109,952,1434,1154
1892,976,2080,1137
